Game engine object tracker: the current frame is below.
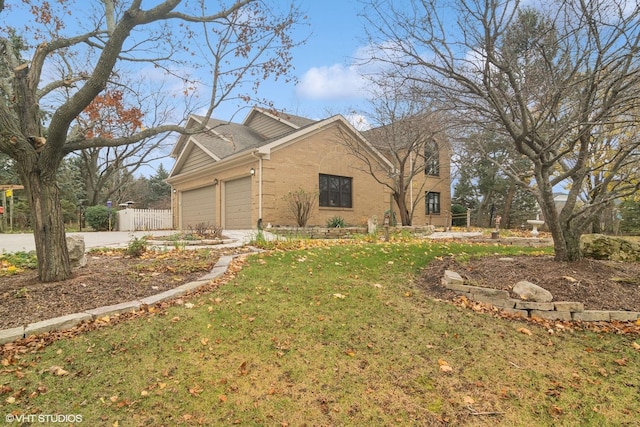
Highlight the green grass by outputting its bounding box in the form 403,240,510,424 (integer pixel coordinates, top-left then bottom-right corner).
0,250,37,275
1,240,639,426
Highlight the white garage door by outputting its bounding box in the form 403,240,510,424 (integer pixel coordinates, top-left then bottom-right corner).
181,185,216,230
224,176,252,229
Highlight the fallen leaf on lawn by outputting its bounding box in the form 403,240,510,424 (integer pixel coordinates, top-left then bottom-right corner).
438,359,453,373
239,361,248,375
201,338,210,346
463,396,475,404
517,327,533,336
171,316,180,323
5,396,15,404
563,276,577,282
49,366,69,376
113,421,119,427
110,395,118,402
184,303,195,309
189,385,203,396
141,390,149,397
614,358,627,366
345,349,356,357
632,342,640,351
219,394,227,403
1,358,9,367
332,293,346,299
373,283,383,288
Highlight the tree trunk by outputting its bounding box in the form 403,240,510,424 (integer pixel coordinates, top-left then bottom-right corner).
502,184,516,228
22,169,72,282
393,192,412,226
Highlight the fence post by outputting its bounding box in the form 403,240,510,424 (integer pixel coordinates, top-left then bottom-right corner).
466,208,471,231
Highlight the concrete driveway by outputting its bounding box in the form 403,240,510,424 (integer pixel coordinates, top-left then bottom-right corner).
0,229,263,253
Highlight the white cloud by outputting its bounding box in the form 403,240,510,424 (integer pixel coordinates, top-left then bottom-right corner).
345,113,371,131
296,64,366,100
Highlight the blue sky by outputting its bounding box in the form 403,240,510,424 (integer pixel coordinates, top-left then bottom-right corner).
216,0,371,122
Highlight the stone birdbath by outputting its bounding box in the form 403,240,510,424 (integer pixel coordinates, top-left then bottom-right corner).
526,217,544,237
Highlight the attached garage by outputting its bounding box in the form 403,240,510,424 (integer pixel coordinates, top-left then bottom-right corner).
181,185,216,229
224,176,252,229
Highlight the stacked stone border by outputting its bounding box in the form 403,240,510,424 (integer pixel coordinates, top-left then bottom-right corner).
0,253,246,345
443,270,640,322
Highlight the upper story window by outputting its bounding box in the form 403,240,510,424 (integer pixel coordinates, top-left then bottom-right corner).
424,140,440,176
319,174,352,208
425,191,441,214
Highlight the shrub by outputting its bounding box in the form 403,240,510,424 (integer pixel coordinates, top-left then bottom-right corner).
283,188,318,227
326,216,346,228
126,236,147,257
187,222,223,239
84,205,117,231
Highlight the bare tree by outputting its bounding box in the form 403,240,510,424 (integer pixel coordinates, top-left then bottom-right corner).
342,83,448,226
361,0,640,261
0,0,303,281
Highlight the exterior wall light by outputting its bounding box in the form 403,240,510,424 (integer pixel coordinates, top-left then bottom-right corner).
250,168,255,176
213,178,219,185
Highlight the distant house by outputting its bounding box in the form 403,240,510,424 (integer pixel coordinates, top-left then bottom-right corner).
166,107,450,230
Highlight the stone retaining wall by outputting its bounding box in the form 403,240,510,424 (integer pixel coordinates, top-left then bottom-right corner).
442,270,640,322
271,225,436,240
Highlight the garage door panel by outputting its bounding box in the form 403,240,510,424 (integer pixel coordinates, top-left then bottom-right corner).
182,185,216,229
224,177,251,229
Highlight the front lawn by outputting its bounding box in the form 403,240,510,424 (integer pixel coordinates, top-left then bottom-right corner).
1,239,638,425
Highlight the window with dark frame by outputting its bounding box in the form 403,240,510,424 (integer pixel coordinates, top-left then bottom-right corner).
424,140,440,176
425,191,441,214
319,174,352,208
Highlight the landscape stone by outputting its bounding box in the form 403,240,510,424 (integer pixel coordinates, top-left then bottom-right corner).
514,301,555,311
140,288,187,305
608,311,639,322
501,307,528,317
572,310,610,322
176,280,211,293
443,270,464,286
471,288,510,299
24,312,92,336
443,281,473,293
554,301,584,312
530,310,573,321
85,300,141,318
513,280,553,303
0,326,24,345
66,235,87,268
580,233,640,261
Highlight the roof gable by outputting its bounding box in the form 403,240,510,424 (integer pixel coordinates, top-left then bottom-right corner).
243,107,316,139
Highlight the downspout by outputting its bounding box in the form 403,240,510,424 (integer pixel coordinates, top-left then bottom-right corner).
251,151,263,227
409,151,414,212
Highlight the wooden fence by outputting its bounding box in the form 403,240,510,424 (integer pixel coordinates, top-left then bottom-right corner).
117,208,172,231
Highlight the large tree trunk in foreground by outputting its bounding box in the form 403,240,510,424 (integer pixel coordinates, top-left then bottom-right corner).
21,168,72,282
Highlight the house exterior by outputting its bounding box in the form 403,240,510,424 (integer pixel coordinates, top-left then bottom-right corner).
166,107,450,230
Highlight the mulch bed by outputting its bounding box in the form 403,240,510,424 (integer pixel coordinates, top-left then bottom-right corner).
417,254,640,312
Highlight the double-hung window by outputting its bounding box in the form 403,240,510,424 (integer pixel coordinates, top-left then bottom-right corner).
319,174,352,208
424,140,440,176
425,191,441,214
